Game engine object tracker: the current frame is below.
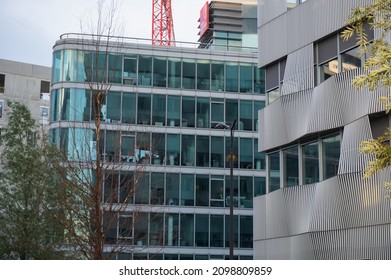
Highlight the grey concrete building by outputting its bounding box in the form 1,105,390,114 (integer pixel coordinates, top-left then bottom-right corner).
254,0,391,259
0,59,51,130
198,0,258,50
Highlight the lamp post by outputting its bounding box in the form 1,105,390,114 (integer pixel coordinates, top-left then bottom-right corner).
215,119,236,260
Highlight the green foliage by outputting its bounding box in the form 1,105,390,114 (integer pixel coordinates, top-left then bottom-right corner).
0,102,65,259
342,0,391,184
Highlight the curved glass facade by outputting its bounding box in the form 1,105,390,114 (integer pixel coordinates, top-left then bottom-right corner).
52,50,265,94
51,40,265,259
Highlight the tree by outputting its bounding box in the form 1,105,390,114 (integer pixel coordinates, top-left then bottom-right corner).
341,0,391,194
48,0,156,259
0,102,64,259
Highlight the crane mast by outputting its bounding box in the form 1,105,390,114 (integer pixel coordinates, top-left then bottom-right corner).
152,0,176,46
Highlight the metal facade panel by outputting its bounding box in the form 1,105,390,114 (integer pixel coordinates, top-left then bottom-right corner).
258,0,374,67
254,170,391,259
338,116,373,174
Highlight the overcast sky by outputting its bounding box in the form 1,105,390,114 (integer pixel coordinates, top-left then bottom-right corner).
0,0,208,67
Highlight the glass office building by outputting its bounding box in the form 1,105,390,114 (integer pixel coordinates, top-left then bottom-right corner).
50,34,266,259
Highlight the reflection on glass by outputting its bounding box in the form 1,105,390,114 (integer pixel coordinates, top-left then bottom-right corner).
137,93,151,125
211,100,224,128
240,216,253,248
211,136,224,168
323,134,341,180
107,91,121,123
195,214,209,247
196,175,209,206
167,95,180,126
182,135,195,166
197,97,209,128
167,134,180,166
210,178,224,207
197,60,210,90
302,142,319,184
168,58,181,88
319,59,339,82
166,173,179,206
196,135,209,167
150,173,164,205
152,94,166,126
269,151,280,192
165,213,178,246
123,57,137,85
138,56,152,86
182,96,195,127
267,88,279,104
226,63,238,92
240,64,252,93
181,174,194,206
182,59,196,89
240,100,252,131
211,62,224,91
210,215,223,247
240,176,253,208
341,47,361,72
180,214,194,246
240,138,253,169
283,146,299,187
122,92,136,124
153,57,167,87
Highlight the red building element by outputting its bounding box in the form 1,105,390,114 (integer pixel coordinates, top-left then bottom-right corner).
152,0,176,46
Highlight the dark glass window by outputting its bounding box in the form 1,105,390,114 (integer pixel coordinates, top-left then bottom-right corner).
269,151,280,192
283,146,299,187
167,95,180,127
122,92,136,124
240,64,252,93
323,134,341,180
226,63,239,92
138,56,152,86
168,58,181,88
196,174,209,206
196,135,209,167
152,94,166,126
197,60,210,90
137,93,151,125
211,62,224,91
195,215,209,247
153,57,167,87
107,91,121,123
182,59,196,89
182,96,195,127
123,57,137,85
303,142,319,184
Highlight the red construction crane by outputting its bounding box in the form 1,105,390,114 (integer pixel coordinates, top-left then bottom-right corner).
152,0,176,46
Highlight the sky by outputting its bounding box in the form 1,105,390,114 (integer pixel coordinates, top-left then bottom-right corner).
0,0,208,67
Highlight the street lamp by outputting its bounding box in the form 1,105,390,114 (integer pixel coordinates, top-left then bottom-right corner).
215,119,237,260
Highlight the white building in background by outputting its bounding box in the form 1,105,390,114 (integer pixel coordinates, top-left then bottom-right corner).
0,59,51,130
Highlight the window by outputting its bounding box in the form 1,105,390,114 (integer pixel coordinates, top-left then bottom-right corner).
40,80,50,100
118,214,133,240
0,74,4,93
268,151,280,192
39,106,49,125
322,134,341,180
153,57,167,87
138,56,152,86
283,146,299,187
123,57,137,85
302,142,319,184
197,60,210,90
210,177,224,207
182,59,196,89
341,47,361,72
0,100,4,118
